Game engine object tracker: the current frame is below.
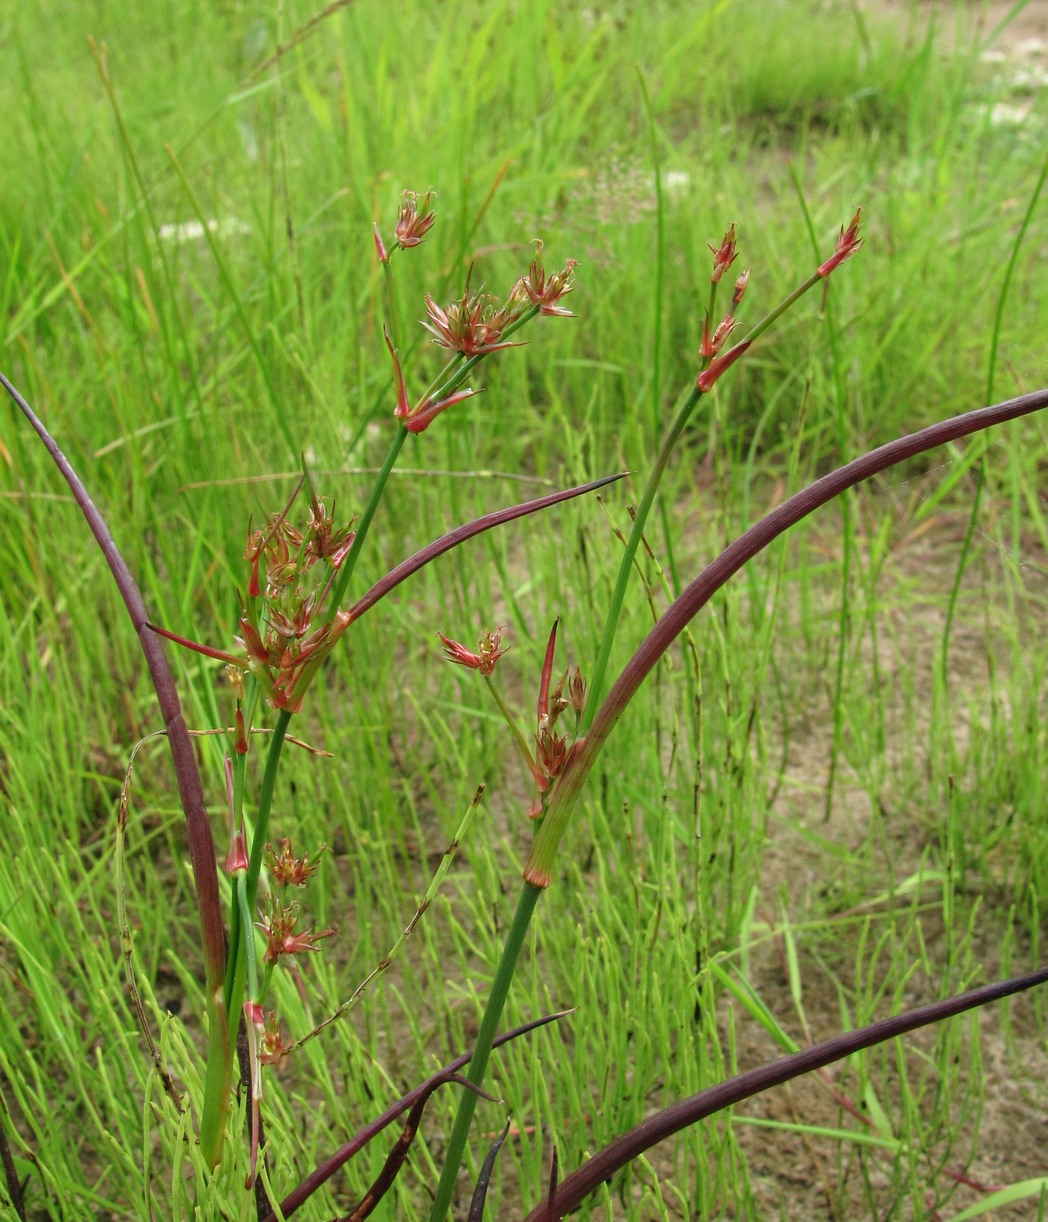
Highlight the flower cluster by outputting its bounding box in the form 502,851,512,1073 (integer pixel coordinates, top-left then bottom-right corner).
394,190,436,249
708,222,739,283
438,625,509,676
265,837,329,888
438,621,586,820
237,483,355,713
245,1002,293,1066
818,207,863,278
423,288,524,358
421,245,577,359
378,201,577,433
530,655,586,819
257,901,335,964
512,240,577,317
699,224,750,365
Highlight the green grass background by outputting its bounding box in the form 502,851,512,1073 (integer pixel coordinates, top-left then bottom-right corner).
2,0,1048,1217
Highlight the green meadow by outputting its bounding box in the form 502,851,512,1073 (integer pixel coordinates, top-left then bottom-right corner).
2,1,1048,1217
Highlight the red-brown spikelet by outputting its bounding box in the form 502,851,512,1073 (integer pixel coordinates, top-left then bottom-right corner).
422,289,523,357
404,387,482,434
512,241,578,317
258,902,335,964
818,208,863,278
700,312,736,359
264,837,329,888
438,626,508,676
385,330,412,421
708,223,739,283
394,190,436,249
696,338,752,393
258,1010,292,1065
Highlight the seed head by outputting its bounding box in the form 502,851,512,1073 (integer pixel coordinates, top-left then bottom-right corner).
258,902,335,964
700,311,736,359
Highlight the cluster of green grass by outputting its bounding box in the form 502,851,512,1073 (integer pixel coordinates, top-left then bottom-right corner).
2,0,1048,1217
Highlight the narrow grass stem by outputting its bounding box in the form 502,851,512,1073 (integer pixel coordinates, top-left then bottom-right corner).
236,874,259,1004
221,708,293,1025
484,674,537,775
381,258,401,350
327,425,408,613
427,881,543,1221
582,256,834,729
204,707,292,1159
582,386,702,730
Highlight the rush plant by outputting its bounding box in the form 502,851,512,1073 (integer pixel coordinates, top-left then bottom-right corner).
3,193,1047,1221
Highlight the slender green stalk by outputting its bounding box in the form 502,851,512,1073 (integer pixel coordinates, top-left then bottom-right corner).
427,881,542,1221
582,386,702,729
236,875,259,1004
582,257,837,729
940,148,1048,689
222,710,292,1028
327,426,408,615
484,674,537,775
201,707,292,1159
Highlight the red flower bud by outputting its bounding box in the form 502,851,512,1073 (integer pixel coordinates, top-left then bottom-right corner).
818,208,863,278
708,223,739,284
696,338,751,393
373,222,389,265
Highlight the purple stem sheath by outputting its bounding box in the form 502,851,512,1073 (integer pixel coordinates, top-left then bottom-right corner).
0,373,226,991
526,387,1048,883
524,965,1048,1218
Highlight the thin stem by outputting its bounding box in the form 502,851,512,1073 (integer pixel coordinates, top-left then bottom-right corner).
582,257,834,728
221,709,293,1036
582,386,702,729
236,874,259,1004
327,427,409,614
484,675,537,775
427,881,543,1221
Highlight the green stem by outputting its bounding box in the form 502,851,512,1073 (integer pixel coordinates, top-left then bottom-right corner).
581,386,703,730
484,674,537,776
202,706,292,1157
428,881,542,1221
581,264,830,731
328,427,409,614
236,873,260,1004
